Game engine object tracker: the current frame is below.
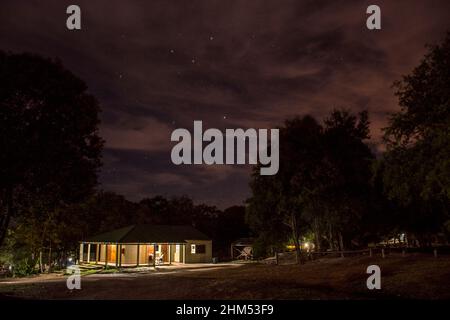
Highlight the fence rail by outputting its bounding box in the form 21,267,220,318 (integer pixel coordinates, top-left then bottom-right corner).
270,246,450,265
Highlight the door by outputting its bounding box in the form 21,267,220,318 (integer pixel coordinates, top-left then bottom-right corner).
161,244,168,263
174,244,181,262
107,245,116,263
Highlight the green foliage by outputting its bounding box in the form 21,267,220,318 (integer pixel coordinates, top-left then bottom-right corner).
251,237,274,259
0,51,104,245
0,229,14,266
12,259,37,277
247,110,375,256
248,33,450,251
381,33,450,236
0,229,38,276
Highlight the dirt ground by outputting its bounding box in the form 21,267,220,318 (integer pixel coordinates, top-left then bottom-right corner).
0,254,449,300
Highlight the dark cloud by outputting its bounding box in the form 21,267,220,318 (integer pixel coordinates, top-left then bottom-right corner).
1,0,449,208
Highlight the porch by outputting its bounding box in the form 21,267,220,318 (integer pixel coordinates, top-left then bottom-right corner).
79,242,187,267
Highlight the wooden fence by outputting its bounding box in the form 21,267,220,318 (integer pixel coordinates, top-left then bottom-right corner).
272,246,449,265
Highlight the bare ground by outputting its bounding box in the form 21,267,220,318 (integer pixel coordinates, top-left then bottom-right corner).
0,254,449,300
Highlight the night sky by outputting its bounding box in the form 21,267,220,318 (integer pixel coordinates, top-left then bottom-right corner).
1,1,449,208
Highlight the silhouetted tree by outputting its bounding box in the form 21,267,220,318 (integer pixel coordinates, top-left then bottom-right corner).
0,52,103,246
381,33,450,243
247,110,375,258
319,110,374,250
247,116,323,262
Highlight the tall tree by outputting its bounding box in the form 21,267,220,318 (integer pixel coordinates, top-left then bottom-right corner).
247,110,374,258
246,171,289,257
381,33,450,241
0,52,103,245
320,110,374,250
247,116,323,262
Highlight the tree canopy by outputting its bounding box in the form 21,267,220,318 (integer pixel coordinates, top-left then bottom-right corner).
380,33,450,239
0,52,103,245
246,110,374,260
247,33,450,255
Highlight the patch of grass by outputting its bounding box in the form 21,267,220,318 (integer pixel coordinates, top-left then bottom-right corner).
99,267,120,274
80,269,102,276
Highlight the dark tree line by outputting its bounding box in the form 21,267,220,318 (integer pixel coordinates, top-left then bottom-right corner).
378,32,450,245
0,51,249,274
246,33,450,260
0,51,103,274
0,52,103,247
1,191,248,274
1,32,449,273
246,110,375,261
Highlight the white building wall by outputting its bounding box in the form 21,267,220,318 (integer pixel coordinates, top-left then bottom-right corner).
184,240,212,263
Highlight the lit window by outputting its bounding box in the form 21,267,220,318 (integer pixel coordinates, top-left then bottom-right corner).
191,244,206,254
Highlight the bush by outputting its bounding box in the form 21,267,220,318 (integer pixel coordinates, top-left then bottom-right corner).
12,258,37,277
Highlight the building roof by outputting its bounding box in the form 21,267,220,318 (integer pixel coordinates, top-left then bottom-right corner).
84,224,210,243
232,237,255,246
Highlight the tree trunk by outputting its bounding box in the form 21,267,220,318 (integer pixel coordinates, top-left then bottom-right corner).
47,242,52,273
314,217,320,252
38,217,49,273
0,187,14,246
290,212,302,264
294,234,302,264
39,250,44,273
338,232,344,251
60,252,65,269
328,224,334,251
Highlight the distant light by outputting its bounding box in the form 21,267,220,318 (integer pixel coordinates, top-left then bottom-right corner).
68,257,73,262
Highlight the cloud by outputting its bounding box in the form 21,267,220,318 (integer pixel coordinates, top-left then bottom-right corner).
101,116,172,151
2,0,450,207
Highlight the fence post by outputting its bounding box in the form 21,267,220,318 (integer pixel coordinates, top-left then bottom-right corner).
369,248,372,257
381,248,385,258
434,248,437,258
275,251,279,265
340,251,344,258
